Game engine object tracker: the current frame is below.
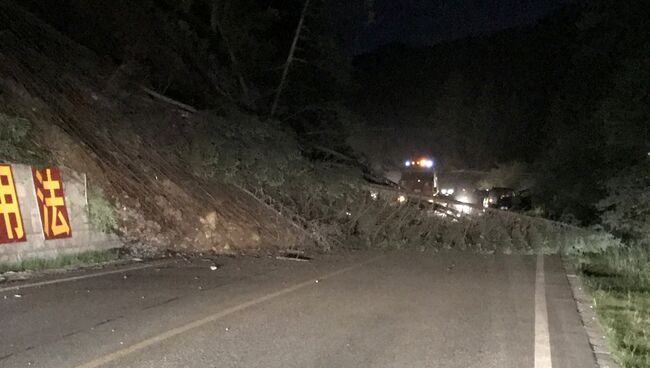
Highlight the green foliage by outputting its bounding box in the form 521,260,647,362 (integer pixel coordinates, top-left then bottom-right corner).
340,194,615,254
591,290,650,368
185,110,366,247
598,162,650,246
88,189,117,233
0,113,38,163
190,111,305,187
579,247,650,368
536,0,650,224
185,107,617,254
0,249,119,273
580,247,650,289
0,113,30,147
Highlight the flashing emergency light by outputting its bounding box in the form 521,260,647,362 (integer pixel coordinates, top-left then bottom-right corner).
404,158,435,168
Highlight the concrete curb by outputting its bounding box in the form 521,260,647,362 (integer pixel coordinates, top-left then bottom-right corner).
0,258,174,293
563,260,620,368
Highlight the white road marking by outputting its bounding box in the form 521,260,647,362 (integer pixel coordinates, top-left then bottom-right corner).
0,261,172,293
535,254,553,368
74,255,385,368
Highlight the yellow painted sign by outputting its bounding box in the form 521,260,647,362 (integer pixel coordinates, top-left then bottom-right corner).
32,167,72,239
0,164,26,243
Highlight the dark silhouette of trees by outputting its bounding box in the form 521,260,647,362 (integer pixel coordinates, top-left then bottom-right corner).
353,1,649,229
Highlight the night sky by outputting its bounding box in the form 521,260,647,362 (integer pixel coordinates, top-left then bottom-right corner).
352,0,568,53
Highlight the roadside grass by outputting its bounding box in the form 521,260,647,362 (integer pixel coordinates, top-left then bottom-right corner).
0,249,120,273
578,247,650,368
87,188,117,233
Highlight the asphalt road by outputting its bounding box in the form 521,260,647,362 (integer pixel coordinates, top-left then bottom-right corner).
0,250,596,368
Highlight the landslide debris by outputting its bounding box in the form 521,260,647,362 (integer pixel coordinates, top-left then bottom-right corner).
0,2,303,255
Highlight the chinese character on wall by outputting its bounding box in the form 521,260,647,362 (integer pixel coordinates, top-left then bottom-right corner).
32,167,72,239
0,164,26,243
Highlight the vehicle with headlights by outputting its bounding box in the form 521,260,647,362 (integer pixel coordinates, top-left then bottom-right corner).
437,170,486,204
483,187,517,210
439,187,484,207
437,184,485,205
398,158,438,197
439,187,455,196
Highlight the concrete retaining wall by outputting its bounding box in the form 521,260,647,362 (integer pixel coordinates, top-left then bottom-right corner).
0,163,120,264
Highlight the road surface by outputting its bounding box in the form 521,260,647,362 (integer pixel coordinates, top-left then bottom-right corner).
0,250,596,368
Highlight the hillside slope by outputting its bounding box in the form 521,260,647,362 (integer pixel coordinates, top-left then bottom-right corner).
0,2,303,254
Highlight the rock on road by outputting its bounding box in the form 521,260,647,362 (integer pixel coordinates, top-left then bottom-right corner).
0,250,596,368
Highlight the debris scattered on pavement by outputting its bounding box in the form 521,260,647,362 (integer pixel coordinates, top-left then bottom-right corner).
276,252,312,262
1,271,30,281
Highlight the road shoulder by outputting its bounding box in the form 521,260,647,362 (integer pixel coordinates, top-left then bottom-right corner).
563,260,620,368
544,255,598,368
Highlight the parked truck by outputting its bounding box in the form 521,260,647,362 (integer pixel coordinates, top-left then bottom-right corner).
398,158,438,197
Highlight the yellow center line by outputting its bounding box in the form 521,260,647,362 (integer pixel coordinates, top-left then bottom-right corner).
74,254,385,368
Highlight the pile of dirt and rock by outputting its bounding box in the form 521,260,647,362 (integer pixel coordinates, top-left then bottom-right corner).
0,2,306,256
2,2,611,259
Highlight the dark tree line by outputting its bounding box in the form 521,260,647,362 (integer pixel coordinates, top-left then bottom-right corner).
20,0,370,152
354,0,649,234
538,0,649,226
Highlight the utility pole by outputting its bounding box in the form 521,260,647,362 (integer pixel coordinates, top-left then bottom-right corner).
270,0,310,118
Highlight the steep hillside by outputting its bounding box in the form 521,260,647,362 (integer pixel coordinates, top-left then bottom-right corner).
0,2,304,255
